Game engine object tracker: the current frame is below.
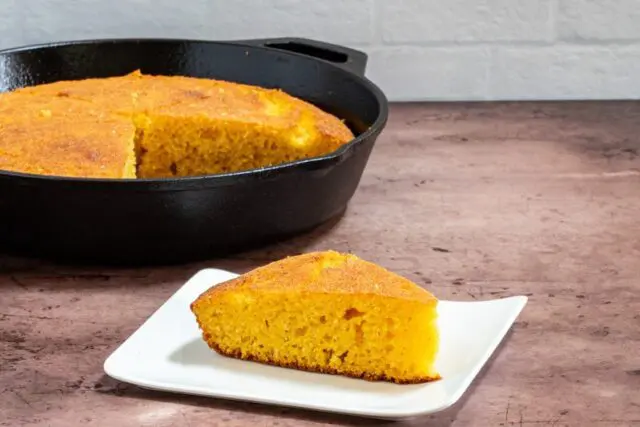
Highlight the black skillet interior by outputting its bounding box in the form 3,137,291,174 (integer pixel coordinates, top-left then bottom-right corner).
0,38,388,266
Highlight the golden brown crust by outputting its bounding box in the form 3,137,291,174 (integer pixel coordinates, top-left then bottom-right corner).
198,323,441,385
194,250,438,305
0,72,355,178
0,95,136,178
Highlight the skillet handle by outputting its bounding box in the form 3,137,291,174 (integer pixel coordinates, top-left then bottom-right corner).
236,37,368,77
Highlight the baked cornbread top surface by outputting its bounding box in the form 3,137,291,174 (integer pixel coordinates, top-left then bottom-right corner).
200,251,438,305
0,92,135,178
0,71,354,178
9,71,354,134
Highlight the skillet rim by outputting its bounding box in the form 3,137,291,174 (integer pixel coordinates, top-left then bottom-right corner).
0,37,389,188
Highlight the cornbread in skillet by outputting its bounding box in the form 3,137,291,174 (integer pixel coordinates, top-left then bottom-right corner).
0,93,136,178
190,251,441,384
0,71,355,178
134,79,353,177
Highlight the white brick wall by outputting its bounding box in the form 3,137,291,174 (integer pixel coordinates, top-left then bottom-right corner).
1,0,638,101
379,0,554,44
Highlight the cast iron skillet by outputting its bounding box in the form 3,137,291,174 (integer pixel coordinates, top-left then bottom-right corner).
0,37,388,265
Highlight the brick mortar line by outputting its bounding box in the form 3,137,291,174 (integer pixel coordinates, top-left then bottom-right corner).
368,40,640,49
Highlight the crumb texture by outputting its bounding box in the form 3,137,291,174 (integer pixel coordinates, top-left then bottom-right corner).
191,251,441,384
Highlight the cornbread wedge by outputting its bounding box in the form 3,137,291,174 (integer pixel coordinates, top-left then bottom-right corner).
0,71,354,178
0,94,136,178
190,251,441,384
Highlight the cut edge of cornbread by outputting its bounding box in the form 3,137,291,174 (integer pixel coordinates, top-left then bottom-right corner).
129,75,355,178
131,111,351,178
190,251,441,384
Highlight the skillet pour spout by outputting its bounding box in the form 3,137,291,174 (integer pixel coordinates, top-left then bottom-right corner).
0,37,388,266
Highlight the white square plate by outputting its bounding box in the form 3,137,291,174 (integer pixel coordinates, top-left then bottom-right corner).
104,268,527,420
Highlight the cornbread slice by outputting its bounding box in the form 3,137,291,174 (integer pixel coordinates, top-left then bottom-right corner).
190,251,441,384
0,94,136,178
134,81,353,177
0,71,355,179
